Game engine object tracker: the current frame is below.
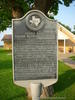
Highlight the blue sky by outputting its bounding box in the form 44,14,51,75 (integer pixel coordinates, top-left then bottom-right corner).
0,1,75,45
55,1,75,31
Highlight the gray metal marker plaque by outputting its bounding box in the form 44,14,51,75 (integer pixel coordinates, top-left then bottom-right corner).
12,10,58,87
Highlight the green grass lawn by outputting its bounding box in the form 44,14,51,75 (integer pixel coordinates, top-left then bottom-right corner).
70,56,75,61
54,61,75,100
0,48,27,100
0,48,75,100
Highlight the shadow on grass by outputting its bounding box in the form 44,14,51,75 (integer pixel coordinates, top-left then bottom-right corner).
0,59,12,70
54,69,75,93
7,69,75,100
0,48,11,53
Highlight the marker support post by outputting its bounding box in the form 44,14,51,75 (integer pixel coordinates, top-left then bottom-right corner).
30,83,42,100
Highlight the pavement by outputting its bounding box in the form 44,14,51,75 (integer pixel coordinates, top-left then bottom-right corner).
58,53,75,69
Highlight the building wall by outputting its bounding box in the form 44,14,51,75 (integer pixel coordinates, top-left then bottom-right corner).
58,40,75,53
4,41,12,50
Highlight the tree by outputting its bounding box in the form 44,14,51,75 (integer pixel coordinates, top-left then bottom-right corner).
59,22,71,31
0,0,74,31
72,31,75,34
0,0,30,31
72,25,75,34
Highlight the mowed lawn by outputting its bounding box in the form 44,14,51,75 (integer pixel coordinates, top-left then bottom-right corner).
0,48,27,100
0,48,75,100
70,56,75,61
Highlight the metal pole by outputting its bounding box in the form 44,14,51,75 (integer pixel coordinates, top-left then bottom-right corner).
30,83,42,100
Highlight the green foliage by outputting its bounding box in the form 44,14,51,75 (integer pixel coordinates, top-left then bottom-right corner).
49,16,54,19
13,0,30,14
70,56,75,60
0,0,29,31
59,23,75,35
72,31,75,34
72,25,75,34
74,25,75,30
0,0,12,31
49,0,59,15
63,0,73,6
65,25,71,31
0,0,74,31
59,22,71,31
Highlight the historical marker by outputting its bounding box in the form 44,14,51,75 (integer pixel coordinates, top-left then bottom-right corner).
12,10,58,87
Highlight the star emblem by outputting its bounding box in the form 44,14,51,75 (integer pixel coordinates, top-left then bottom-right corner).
29,16,41,27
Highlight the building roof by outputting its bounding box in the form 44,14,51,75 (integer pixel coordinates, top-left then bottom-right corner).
2,34,12,41
58,23,75,43
58,30,69,40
